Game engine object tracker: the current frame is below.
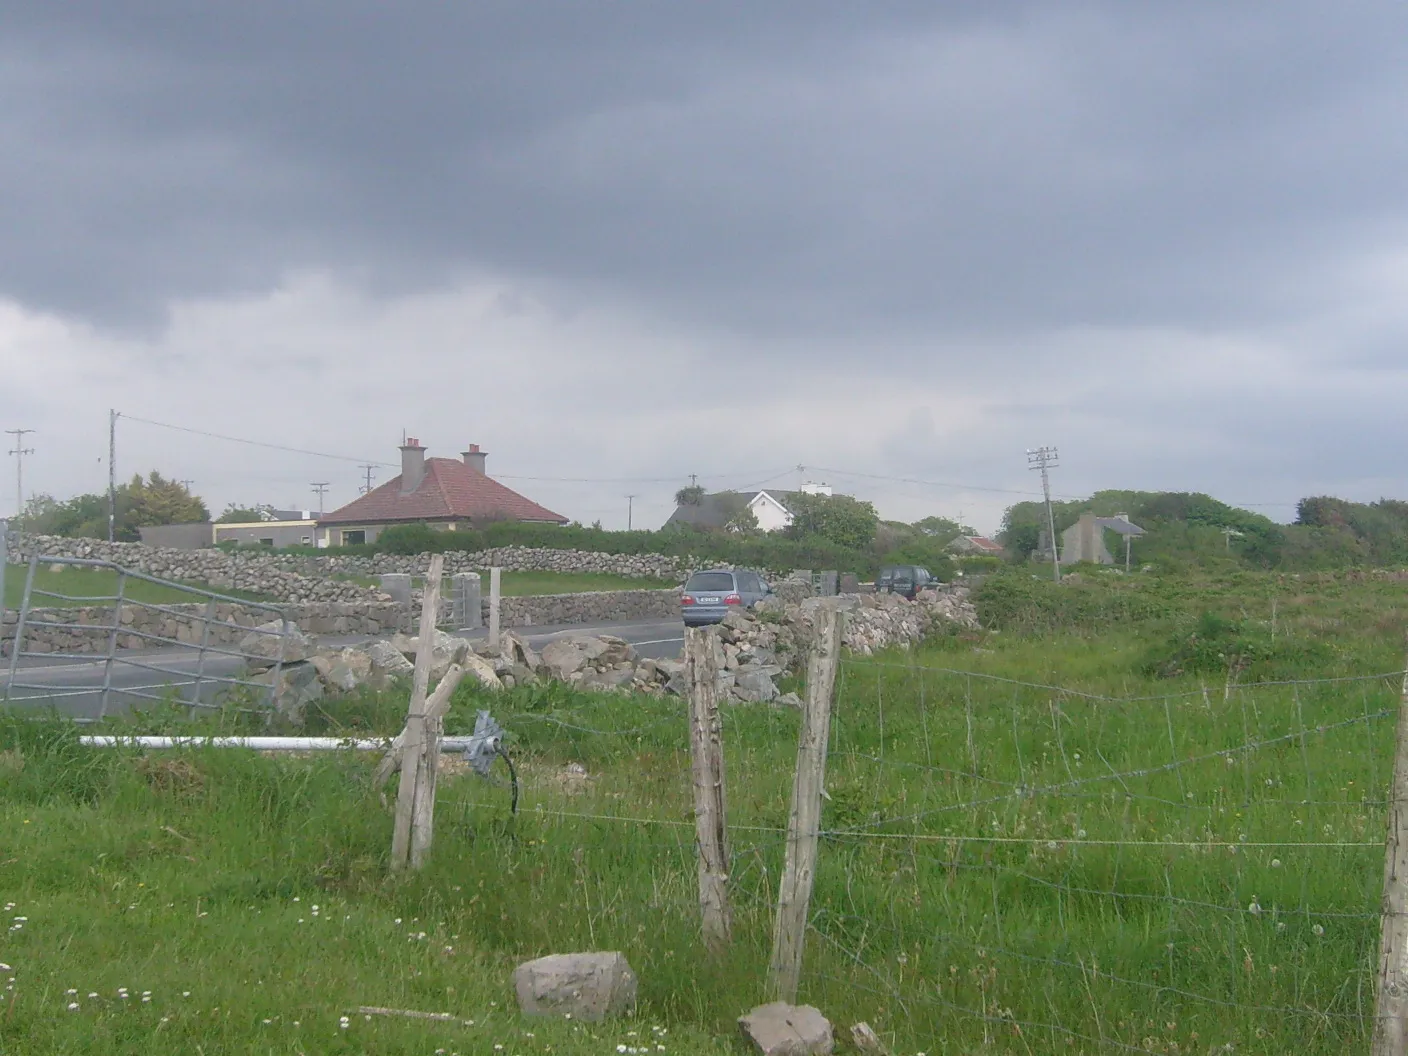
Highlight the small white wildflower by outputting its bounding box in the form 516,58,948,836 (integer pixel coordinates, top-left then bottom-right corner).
1077,829,1087,838
182,991,190,998
66,989,77,995
262,1018,272,1024
293,897,300,902
617,1047,627,1054
67,1002,79,1011
1271,858,1281,868
1248,900,1262,916
298,919,305,924
394,917,402,924
88,992,98,999
1277,922,1287,932
0,963,9,972
1313,924,1325,936
142,995,151,1003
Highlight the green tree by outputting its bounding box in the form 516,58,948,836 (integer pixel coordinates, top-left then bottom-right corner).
674,485,706,506
122,473,209,529
786,493,880,550
217,504,273,524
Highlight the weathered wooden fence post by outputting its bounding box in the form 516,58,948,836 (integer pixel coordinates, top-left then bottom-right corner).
391,555,444,871
1372,650,1408,1055
686,626,731,952
769,604,843,1004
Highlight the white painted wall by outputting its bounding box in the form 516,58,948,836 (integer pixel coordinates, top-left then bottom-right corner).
749,491,794,532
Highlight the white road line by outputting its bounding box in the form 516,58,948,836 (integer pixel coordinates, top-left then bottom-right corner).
632,637,685,646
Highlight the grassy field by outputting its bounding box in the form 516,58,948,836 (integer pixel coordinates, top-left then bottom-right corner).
2,566,1405,1054
2,563,271,610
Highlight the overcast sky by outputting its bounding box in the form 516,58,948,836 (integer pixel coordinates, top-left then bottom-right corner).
2,2,1407,532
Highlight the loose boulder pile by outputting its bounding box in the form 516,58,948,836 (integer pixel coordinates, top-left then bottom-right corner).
242,585,977,721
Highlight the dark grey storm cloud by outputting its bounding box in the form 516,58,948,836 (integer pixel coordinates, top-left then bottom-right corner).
5,1,1408,337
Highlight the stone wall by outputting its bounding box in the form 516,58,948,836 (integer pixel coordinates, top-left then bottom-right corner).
300,546,689,581
13,535,390,605
0,600,406,657
496,589,681,628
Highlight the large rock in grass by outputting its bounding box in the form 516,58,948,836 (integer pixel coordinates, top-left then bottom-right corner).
251,661,323,725
310,648,372,693
739,1003,834,1055
364,640,414,684
239,619,314,670
389,629,470,680
513,951,637,1021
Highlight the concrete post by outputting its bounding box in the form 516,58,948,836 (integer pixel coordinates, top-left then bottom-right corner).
488,567,501,650
380,573,412,607
451,572,481,630
819,571,839,596
0,519,8,622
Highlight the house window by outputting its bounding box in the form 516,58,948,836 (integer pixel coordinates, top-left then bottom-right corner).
259,538,274,547
343,530,366,546
301,536,312,545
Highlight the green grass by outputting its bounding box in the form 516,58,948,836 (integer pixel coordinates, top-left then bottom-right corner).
2,564,271,609
2,568,1405,1053
336,570,677,596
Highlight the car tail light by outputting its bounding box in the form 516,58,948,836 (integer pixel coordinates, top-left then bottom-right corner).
681,595,696,605
724,593,742,605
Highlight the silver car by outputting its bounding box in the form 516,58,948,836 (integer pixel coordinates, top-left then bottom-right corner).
681,569,772,626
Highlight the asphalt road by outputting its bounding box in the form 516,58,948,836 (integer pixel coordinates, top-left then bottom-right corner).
2,618,686,722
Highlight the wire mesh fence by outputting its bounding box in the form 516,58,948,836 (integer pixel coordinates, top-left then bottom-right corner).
423,642,1400,1053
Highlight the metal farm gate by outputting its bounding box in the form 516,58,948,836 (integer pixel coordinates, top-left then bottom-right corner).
1,535,294,722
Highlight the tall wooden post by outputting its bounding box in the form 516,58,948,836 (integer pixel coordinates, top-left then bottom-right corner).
769,605,843,1004
686,626,731,952
391,555,444,871
1373,653,1408,1055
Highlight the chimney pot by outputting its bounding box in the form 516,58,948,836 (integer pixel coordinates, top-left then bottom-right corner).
462,445,488,474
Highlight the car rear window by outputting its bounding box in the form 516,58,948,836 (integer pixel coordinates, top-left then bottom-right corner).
686,572,735,592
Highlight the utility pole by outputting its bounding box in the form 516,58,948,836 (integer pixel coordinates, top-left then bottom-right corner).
689,473,698,488
178,479,195,492
626,494,636,531
108,410,119,542
1027,446,1061,582
5,429,34,519
359,464,378,495
310,482,331,517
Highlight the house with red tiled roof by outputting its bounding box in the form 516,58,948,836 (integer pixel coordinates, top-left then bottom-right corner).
318,438,567,545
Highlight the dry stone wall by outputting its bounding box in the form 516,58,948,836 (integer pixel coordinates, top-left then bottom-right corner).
0,600,406,657
301,546,688,581
13,535,390,605
496,589,681,628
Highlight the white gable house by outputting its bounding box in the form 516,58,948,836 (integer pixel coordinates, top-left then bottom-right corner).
747,491,794,532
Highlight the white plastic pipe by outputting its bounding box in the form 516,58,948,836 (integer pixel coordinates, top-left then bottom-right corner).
79,735,478,752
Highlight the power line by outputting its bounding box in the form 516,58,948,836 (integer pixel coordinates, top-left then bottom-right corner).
5,428,34,518
310,482,331,516
120,414,394,467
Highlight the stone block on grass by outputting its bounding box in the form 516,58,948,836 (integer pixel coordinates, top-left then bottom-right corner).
513,951,637,1021
738,1002,834,1056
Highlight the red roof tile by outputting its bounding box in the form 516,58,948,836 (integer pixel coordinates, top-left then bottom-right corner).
319,458,567,526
